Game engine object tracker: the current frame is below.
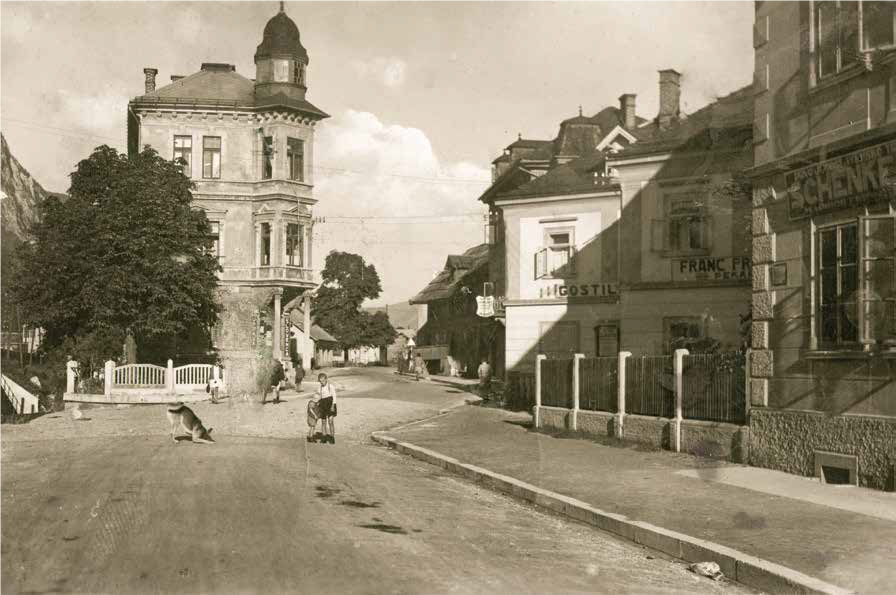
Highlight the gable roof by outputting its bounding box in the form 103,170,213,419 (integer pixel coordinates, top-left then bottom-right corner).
495,153,618,200
410,244,490,304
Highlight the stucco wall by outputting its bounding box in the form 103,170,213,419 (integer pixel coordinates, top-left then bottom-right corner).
750,408,896,490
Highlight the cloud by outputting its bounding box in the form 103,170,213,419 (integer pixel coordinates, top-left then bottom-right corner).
313,110,490,304
351,57,408,89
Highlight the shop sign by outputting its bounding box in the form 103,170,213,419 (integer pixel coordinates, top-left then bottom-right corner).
672,256,752,282
538,282,619,301
476,296,495,317
787,140,896,220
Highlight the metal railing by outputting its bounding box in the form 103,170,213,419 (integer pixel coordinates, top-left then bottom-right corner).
682,353,746,424
625,356,674,418
579,357,619,412
540,358,574,408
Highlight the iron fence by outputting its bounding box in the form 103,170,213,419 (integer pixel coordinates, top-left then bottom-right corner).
540,358,574,408
682,352,746,424
625,355,674,417
579,357,618,412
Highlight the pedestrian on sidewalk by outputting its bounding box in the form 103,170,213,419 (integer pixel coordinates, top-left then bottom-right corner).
477,358,492,398
208,375,221,404
414,353,428,381
294,356,305,392
262,358,286,404
316,372,337,444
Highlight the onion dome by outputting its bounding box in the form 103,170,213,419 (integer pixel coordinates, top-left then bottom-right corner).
255,5,309,64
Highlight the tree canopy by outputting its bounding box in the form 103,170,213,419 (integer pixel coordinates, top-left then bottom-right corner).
11,145,221,364
312,251,397,352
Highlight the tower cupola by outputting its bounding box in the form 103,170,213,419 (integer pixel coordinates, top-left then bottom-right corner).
255,3,309,102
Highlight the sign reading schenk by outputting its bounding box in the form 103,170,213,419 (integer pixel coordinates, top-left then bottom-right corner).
538,282,619,301
672,256,752,282
787,140,896,220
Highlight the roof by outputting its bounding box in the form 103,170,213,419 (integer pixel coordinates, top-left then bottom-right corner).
131,67,329,119
310,325,338,343
410,244,490,304
495,153,618,200
507,138,553,151
612,84,753,159
255,9,308,63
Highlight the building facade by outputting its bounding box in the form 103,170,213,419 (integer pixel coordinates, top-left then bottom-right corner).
749,1,896,489
127,7,328,392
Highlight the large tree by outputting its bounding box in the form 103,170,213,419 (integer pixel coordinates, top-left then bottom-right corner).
312,251,396,358
11,145,221,365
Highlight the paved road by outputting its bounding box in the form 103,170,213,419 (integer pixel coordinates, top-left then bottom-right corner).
2,367,753,594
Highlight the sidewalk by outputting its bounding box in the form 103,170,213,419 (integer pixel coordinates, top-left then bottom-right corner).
392,370,481,392
378,406,896,595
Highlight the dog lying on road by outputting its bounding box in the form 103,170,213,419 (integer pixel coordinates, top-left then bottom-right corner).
166,403,214,444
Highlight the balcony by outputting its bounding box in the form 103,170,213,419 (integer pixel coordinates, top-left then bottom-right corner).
193,178,314,203
220,266,316,286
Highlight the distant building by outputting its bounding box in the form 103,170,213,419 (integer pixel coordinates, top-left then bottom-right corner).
410,244,495,377
126,6,328,392
748,1,896,489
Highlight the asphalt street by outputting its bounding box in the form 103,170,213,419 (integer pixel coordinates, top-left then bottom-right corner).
2,367,754,594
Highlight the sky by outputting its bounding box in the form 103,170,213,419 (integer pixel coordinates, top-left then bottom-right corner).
1,1,755,306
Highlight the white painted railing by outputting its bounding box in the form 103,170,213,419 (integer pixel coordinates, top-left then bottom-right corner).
174,364,214,387
113,364,166,387
1,374,40,414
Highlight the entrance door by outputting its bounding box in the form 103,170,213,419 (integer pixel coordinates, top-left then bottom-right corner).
595,322,619,357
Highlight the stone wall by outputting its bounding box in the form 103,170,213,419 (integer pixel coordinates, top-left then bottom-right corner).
537,407,748,462
750,408,896,490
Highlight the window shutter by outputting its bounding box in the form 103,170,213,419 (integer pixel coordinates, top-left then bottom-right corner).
651,219,667,252
535,248,547,279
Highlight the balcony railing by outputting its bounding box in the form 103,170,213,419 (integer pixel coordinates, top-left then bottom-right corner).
220,266,316,284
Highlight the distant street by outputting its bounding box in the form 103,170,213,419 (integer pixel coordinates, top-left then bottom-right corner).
2,367,752,594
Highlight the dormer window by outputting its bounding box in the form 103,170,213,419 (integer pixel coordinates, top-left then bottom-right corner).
293,62,305,85
273,59,290,82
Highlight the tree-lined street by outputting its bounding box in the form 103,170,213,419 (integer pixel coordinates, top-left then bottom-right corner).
2,368,752,594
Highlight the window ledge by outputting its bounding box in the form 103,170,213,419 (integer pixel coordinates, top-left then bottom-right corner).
810,62,869,95
804,349,896,360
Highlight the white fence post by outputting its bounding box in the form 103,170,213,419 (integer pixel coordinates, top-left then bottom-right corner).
617,351,632,439
572,353,584,431
673,349,689,453
167,359,175,395
534,354,546,428
104,360,114,397
66,360,78,394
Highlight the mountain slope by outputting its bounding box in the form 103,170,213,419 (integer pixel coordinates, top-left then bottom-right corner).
1,132,49,245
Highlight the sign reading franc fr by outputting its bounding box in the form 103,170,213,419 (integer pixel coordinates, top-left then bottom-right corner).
538,282,619,301
672,256,752,282
787,140,895,220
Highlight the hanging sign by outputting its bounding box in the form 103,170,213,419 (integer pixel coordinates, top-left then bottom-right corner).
476,296,495,317
787,140,896,220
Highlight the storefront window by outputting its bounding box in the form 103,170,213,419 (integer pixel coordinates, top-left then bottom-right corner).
861,217,896,343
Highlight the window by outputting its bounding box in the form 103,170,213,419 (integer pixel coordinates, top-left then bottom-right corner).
207,221,220,259
595,323,619,357
293,62,305,85
535,228,576,279
173,135,192,177
819,223,859,345
669,197,709,253
260,222,272,266
262,136,273,180
273,59,289,82
815,1,895,80
286,223,304,267
202,136,221,179
819,216,896,347
538,321,580,356
664,317,703,352
287,138,304,181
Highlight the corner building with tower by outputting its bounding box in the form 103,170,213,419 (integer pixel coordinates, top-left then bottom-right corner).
127,6,328,393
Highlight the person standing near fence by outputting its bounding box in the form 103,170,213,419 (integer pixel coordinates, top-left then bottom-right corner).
477,358,492,397
295,356,305,392
209,375,221,404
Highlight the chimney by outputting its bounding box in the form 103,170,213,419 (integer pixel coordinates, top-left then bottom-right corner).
619,93,636,129
143,68,158,93
170,75,184,83
658,69,681,129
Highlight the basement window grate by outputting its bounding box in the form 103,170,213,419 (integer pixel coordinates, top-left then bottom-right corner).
814,450,858,486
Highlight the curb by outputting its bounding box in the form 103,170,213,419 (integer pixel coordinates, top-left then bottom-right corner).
371,434,854,595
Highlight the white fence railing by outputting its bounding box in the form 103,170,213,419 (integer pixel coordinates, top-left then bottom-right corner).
66,360,225,397
175,364,213,387
114,364,166,387
1,374,40,414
